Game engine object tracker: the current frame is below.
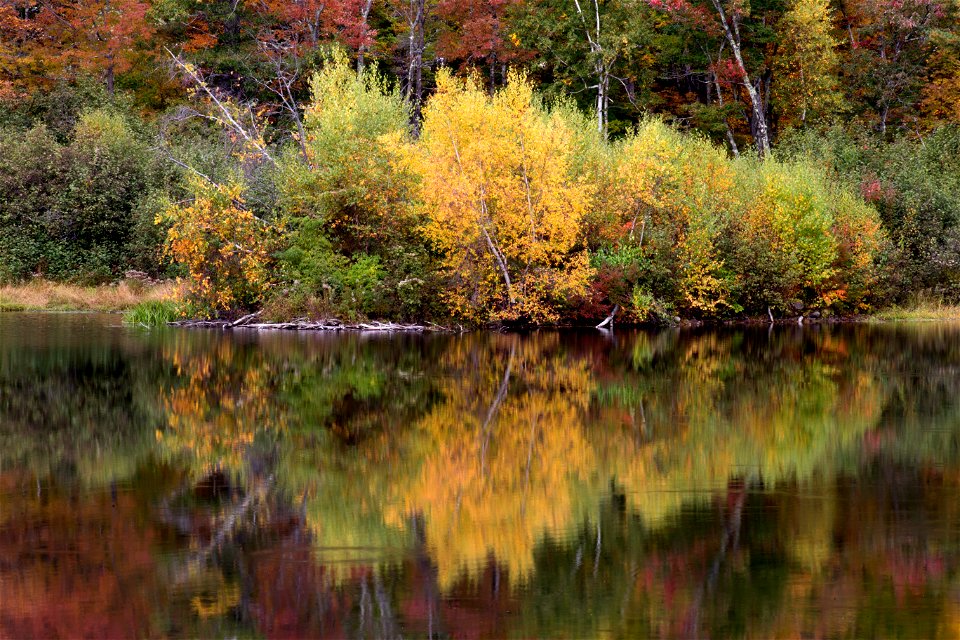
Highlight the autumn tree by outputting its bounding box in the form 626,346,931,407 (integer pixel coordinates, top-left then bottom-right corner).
648,0,781,155
258,0,330,51
919,28,960,126
159,178,277,315
272,52,441,319
396,0,432,126
434,0,526,90
413,70,594,322
258,0,379,66
64,0,153,95
725,157,885,312
0,0,154,96
773,0,844,127
613,119,736,316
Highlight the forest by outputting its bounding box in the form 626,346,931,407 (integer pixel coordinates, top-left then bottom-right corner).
1,0,959,324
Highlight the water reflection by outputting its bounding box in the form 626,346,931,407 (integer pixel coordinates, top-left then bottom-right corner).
2,314,960,637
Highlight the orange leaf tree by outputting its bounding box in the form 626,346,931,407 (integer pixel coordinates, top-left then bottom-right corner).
159,178,277,316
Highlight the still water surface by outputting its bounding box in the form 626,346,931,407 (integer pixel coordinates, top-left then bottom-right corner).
2,313,960,638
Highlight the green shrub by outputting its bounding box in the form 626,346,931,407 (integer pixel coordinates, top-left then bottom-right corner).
123,299,179,326
272,52,444,321
0,109,166,284
780,125,960,301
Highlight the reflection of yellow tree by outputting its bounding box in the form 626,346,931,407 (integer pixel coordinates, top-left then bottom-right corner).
287,329,888,594
158,336,284,475
738,466,960,639
385,334,596,589
153,326,891,605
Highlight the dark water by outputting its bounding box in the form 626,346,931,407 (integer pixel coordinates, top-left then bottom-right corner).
2,314,960,638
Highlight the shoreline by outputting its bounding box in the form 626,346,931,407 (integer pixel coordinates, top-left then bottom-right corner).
168,315,459,333
5,282,960,327
164,311,958,332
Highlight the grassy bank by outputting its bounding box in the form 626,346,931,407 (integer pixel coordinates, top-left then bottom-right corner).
874,302,960,322
0,280,178,312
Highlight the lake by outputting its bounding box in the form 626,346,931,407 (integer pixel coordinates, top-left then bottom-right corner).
1,312,960,638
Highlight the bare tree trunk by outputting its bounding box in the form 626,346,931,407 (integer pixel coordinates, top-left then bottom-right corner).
708,0,770,156
167,48,277,166
572,0,610,137
356,0,375,71
405,0,427,133
711,70,740,156
256,40,310,164
102,0,115,97
596,304,618,329
481,220,514,306
596,62,610,136
105,58,115,97
489,5,500,93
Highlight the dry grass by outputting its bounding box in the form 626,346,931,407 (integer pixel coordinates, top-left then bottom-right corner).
874,294,960,322
0,279,180,312
875,305,960,322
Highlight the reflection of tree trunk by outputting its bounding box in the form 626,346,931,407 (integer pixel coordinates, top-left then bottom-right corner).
480,341,515,473
521,411,540,516
412,514,444,639
373,573,401,639
684,484,746,636
161,475,275,585
592,520,602,578
359,575,373,637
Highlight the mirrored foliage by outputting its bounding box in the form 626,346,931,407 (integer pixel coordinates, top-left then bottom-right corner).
3,314,960,637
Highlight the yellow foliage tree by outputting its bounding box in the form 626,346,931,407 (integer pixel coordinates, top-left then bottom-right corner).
413,70,594,323
773,0,844,126
615,121,735,315
159,178,277,316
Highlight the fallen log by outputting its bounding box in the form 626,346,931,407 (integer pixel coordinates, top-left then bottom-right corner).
230,311,261,327
170,318,456,332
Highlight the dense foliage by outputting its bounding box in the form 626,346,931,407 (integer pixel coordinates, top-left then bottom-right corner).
0,108,167,283
0,0,957,321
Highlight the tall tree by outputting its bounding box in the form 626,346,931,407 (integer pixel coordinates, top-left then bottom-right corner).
400,0,429,128
63,0,153,96
0,0,152,96
434,0,526,91
412,70,594,322
773,0,843,127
